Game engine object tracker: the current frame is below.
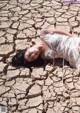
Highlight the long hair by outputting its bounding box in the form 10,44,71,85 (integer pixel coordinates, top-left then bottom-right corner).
11,49,50,71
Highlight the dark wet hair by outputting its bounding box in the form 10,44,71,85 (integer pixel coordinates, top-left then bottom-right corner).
12,49,50,71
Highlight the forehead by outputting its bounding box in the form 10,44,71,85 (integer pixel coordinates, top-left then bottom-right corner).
27,46,37,51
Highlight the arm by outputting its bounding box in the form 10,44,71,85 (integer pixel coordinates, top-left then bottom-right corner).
51,30,72,37
41,29,72,37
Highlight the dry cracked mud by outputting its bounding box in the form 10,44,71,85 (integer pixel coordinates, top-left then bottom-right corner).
0,0,80,113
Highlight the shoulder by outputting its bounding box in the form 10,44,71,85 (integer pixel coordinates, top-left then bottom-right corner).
40,29,52,39
41,49,53,59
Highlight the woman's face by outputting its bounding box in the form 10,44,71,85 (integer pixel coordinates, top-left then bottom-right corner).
24,46,40,62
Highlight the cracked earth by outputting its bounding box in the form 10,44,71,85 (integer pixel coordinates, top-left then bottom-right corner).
0,0,80,113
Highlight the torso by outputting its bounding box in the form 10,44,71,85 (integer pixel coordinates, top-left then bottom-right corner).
40,33,80,68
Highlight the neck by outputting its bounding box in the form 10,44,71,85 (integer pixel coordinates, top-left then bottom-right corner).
36,42,45,54
38,40,50,53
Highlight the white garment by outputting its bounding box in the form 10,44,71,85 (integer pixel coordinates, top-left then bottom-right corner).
41,33,80,70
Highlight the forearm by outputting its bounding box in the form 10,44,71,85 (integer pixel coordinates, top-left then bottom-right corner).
51,30,72,37
41,29,72,37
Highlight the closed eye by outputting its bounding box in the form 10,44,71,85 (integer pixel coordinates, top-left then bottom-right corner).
27,52,32,56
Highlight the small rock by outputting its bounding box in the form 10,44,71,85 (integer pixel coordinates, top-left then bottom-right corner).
17,31,26,38
5,33,14,43
47,108,55,113
45,65,54,72
0,44,13,55
0,31,5,37
18,22,31,30
10,7,21,11
13,81,29,91
45,76,53,85
12,22,19,29
66,82,75,90
20,68,30,76
76,97,80,105
0,62,7,72
28,108,37,113
74,83,80,90
15,39,28,50
28,84,41,95
0,21,12,28
7,69,19,78
0,37,5,44
0,17,8,21
27,96,42,107
7,28,17,34
72,106,79,111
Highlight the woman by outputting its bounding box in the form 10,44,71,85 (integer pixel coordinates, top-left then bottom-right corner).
12,29,80,72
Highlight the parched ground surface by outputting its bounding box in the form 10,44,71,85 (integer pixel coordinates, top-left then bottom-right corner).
0,0,80,113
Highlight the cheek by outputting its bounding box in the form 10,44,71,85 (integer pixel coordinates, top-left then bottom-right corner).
34,48,39,53
36,52,39,58
24,52,30,61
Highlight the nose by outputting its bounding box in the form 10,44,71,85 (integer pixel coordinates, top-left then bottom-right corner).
31,53,35,57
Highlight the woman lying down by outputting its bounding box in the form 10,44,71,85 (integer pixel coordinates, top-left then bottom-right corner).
12,29,80,72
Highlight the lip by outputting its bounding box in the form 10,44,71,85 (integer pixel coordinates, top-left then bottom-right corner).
24,48,39,61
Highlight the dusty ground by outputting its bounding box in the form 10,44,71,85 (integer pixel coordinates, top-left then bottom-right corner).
0,0,80,113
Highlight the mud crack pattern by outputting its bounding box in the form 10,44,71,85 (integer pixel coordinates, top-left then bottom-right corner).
0,0,80,113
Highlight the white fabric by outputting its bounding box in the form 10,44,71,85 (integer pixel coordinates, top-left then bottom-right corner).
41,33,80,71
